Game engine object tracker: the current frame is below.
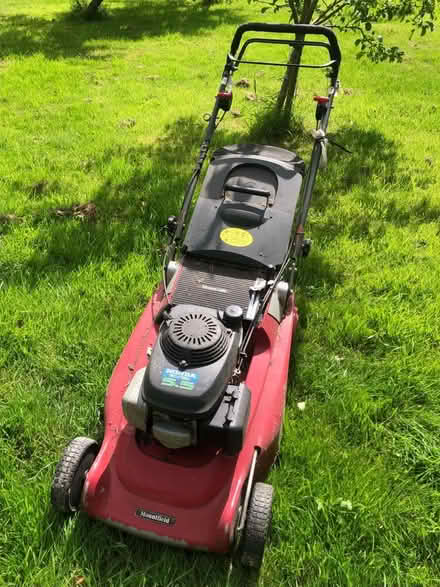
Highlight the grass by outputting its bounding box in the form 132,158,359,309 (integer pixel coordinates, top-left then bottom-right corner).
0,1,440,585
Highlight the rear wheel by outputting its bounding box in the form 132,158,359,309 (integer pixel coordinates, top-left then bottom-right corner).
240,482,274,570
51,436,98,513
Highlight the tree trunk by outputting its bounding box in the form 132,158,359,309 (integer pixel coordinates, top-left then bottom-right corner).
85,0,104,17
276,64,289,111
276,0,318,116
283,40,304,117
276,33,305,116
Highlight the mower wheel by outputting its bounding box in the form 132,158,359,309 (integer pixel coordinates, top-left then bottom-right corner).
51,436,98,513
240,482,274,570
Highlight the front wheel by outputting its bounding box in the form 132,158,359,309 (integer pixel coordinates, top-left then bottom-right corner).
51,436,98,513
240,482,274,570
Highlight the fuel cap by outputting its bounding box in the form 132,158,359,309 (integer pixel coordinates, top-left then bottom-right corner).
224,305,243,328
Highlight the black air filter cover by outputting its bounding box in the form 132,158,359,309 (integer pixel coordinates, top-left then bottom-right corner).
143,305,242,418
161,310,229,368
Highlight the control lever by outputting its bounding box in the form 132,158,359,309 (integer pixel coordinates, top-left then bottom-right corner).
311,129,351,169
245,277,266,321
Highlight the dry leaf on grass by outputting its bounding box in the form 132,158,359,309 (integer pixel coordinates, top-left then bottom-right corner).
55,202,97,220
235,78,250,88
0,214,22,224
119,118,136,129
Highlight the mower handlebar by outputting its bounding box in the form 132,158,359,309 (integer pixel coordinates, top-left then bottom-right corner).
230,22,341,71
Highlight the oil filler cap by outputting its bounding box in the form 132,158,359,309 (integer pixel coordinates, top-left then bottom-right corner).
224,305,243,328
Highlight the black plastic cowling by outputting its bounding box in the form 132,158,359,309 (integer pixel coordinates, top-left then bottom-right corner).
143,305,242,418
199,384,251,455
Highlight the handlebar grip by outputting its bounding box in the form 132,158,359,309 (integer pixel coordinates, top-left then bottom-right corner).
230,22,341,67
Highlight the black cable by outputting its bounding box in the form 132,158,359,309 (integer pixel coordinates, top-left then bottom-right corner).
215,110,227,129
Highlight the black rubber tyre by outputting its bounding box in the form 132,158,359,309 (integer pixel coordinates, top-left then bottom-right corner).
51,436,98,513
240,482,274,570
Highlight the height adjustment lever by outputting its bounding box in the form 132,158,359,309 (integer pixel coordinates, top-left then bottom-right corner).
313,95,329,122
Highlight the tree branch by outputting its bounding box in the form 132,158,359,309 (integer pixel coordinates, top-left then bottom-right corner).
287,0,299,24
314,0,346,23
314,1,350,25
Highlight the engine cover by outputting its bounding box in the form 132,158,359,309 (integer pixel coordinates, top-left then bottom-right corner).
142,305,241,418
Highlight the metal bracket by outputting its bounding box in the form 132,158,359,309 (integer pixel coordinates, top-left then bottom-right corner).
245,278,266,321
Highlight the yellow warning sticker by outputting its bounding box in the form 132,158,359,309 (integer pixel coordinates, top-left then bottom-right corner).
220,227,253,247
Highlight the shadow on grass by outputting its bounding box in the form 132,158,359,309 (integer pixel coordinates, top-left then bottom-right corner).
17,110,317,284
40,506,256,587
0,0,243,61
308,125,438,240
308,126,400,236
8,116,242,287
288,126,402,328
287,123,434,363
8,113,422,294
243,105,311,154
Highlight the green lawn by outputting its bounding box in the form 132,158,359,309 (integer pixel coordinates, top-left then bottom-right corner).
1,1,440,585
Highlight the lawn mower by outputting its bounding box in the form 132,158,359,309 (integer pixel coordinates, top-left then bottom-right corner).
51,23,341,569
